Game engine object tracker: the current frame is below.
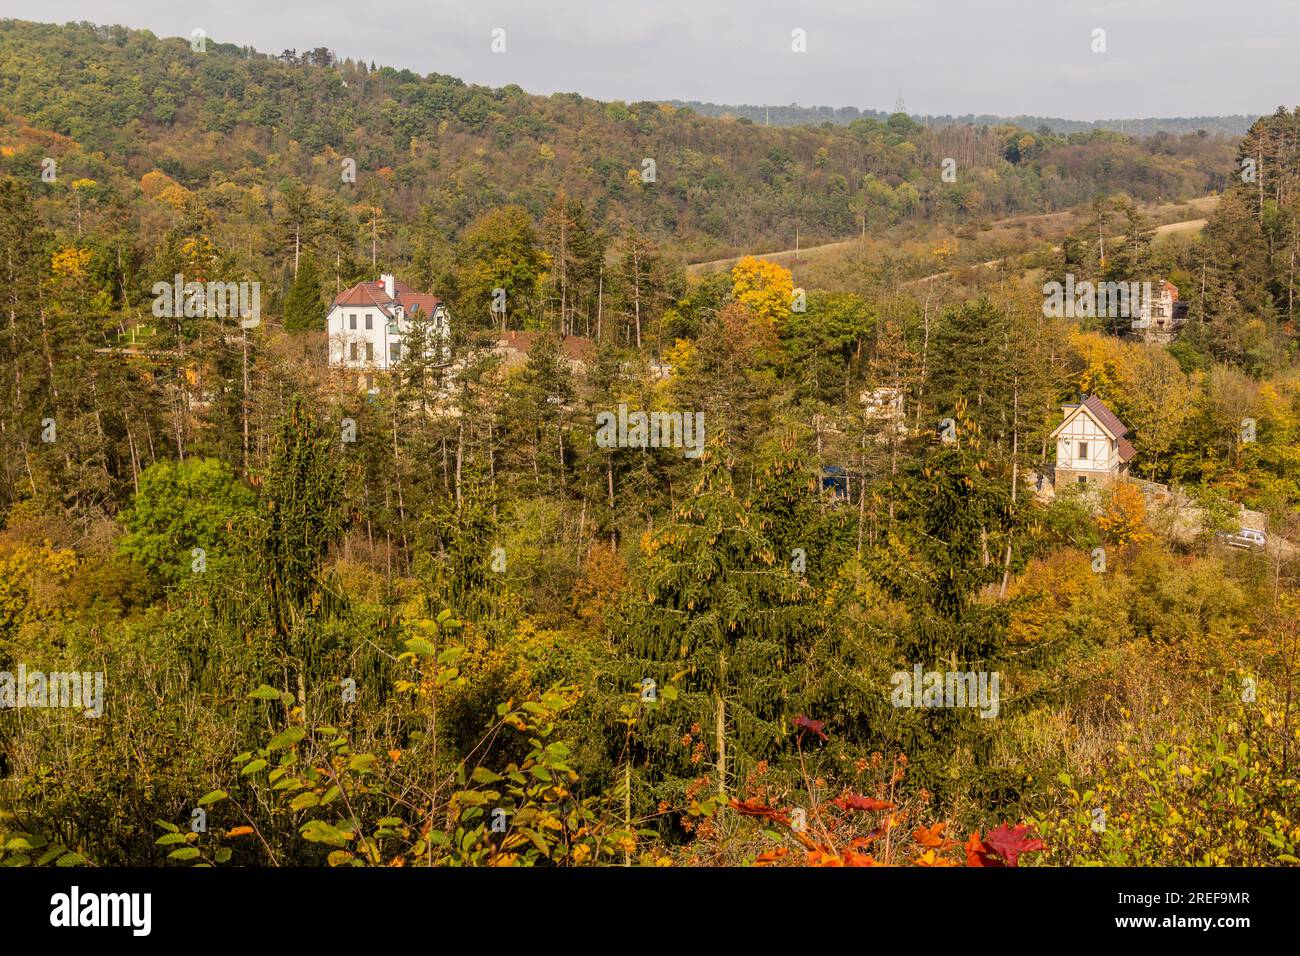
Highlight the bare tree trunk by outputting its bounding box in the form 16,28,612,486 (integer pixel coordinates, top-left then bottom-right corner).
391,410,410,571
632,246,642,349
242,327,251,476
715,654,727,798
999,377,1019,598
454,422,463,507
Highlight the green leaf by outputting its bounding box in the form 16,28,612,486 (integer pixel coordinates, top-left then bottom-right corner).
241,759,268,776
404,637,437,658
290,792,320,811
268,727,305,751
35,846,63,866
300,820,351,847
437,647,465,665
471,767,503,784
168,848,201,861
248,685,282,700
198,790,228,806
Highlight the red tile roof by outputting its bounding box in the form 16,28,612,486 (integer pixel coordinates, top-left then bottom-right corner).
497,331,595,363
331,278,442,320
1080,395,1128,439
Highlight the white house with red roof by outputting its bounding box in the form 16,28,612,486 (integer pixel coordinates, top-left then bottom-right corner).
1048,395,1136,490
326,274,449,383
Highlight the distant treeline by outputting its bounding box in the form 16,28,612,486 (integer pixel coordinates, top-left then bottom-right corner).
668,101,1257,137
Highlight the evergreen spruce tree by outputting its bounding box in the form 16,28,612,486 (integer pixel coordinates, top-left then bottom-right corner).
610,438,821,806
255,396,347,717
871,403,1027,806
282,255,325,332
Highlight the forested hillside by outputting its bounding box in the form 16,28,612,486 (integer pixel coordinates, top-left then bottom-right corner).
0,17,1237,268
0,19,1298,870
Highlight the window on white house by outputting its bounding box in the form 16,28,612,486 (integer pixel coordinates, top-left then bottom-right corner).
1077,441,1088,460
365,342,374,362
349,314,357,330
349,342,358,361
365,314,372,330
390,343,400,362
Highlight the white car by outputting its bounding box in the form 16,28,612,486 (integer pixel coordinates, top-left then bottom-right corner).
1218,528,1267,550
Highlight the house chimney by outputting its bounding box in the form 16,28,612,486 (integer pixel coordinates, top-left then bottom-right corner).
380,273,395,298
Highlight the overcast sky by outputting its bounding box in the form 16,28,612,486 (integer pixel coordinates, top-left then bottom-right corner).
4,0,1297,119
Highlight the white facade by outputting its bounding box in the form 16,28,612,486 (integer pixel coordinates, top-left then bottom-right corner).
1054,412,1118,475
326,274,449,374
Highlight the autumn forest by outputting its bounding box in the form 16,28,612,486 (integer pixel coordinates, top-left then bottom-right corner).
0,16,1297,882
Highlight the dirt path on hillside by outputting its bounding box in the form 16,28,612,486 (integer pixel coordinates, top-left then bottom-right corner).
904,208,1214,287
686,195,1220,278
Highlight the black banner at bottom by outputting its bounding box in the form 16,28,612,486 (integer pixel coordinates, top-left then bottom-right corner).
0,865,1286,942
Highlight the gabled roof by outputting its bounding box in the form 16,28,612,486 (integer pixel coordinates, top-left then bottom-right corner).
1049,395,1132,448
331,278,443,321
1080,395,1128,439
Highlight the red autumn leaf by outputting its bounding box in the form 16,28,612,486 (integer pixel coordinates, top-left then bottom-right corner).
728,798,791,825
978,823,1045,867
965,830,1001,867
793,715,829,741
831,792,896,813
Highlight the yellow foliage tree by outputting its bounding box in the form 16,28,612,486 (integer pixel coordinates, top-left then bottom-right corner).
1096,481,1153,547
0,541,78,635
50,246,91,282
139,169,179,197
1068,330,1131,406
730,256,794,326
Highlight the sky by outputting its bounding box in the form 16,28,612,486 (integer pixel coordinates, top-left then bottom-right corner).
2,0,1298,119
